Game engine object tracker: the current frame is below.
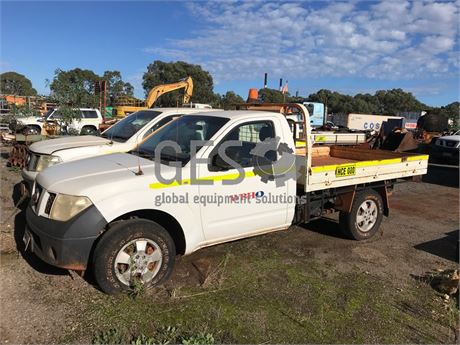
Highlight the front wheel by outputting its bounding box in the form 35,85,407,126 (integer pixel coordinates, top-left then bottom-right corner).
93,219,176,294
339,189,384,240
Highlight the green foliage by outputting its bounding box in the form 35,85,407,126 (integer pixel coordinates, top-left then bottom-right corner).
128,277,146,299
181,333,215,345
102,70,134,106
142,61,216,107
92,328,124,344
258,88,287,103
49,68,99,107
439,101,459,129
92,327,214,345
0,71,37,96
56,106,81,128
306,88,427,115
220,91,244,110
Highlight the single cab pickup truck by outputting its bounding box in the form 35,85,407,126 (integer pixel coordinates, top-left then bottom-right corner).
25,104,428,294
22,107,217,189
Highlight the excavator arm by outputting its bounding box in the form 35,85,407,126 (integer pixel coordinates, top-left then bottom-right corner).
145,76,193,108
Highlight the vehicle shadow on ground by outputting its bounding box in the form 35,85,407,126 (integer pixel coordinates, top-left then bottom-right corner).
300,217,349,240
414,229,459,262
423,165,459,188
1,151,10,160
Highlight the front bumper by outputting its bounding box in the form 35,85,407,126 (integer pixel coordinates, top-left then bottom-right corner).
25,204,107,270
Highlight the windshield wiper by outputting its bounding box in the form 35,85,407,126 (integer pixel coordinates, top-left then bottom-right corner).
132,149,154,160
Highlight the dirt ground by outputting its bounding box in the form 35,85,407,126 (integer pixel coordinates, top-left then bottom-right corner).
0,145,458,344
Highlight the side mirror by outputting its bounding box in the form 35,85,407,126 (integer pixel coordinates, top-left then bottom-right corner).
37,118,44,122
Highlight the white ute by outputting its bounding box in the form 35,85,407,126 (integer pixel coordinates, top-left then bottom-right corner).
22,107,217,188
18,108,103,136
25,104,429,294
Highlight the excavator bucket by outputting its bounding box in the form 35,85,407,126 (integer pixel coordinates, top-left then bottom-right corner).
381,131,419,152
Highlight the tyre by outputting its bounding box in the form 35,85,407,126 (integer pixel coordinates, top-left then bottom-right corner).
339,189,384,240
80,126,98,136
93,219,176,294
23,126,40,135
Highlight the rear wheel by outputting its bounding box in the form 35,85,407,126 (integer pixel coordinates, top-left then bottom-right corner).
80,126,98,136
93,219,176,294
23,126,40,135
339,189,383,240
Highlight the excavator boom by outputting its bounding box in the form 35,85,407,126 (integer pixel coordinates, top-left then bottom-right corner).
145,76,193,108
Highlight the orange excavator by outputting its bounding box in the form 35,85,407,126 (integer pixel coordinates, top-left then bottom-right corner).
112,76,193,118
101,77,194,131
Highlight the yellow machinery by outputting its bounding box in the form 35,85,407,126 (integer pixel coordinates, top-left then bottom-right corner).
113,77,194,118
145,76,193,108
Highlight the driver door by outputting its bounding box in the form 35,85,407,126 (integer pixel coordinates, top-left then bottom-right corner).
198,119,291,243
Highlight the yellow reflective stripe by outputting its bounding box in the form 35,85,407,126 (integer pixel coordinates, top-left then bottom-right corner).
149,171,256,189
314,135,327,143
311,157,403,173
406,154,429,162
295,141,306,147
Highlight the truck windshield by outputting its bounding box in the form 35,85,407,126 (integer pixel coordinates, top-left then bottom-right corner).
101,110,162,142
135,115,229,165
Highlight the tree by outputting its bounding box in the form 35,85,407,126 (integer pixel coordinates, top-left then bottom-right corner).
221,91,244,110
102,70,134,106
306,88,428,115
0,72,37,96
49,68,99,107
142,61,215,107
258,88,286,103
437,101,459,130
374,89,426,115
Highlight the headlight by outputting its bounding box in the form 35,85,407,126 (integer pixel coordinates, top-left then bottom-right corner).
35,155,62,172
49,194,92,221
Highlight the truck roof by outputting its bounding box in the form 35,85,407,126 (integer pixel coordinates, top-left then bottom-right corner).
189,110,280,119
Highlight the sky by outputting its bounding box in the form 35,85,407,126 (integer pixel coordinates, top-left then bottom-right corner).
1,0,459,106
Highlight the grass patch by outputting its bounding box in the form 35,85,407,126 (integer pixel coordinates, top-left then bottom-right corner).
92,326,214,345
66,238,458,344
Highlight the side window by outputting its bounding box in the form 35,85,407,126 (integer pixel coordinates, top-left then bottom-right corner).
211,121,276,169
82,110,98,119
143,115,181,139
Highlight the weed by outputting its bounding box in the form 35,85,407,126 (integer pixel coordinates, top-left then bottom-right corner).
129,277,146,299
92,328,124,344
7,165,21,173
93,326,214,345
181,332,215,345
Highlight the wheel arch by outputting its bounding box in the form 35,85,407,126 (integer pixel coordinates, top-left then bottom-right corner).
80,124,98,133
334,184,390,217
107,209,186,255
24,124,42,133
371,186,389,217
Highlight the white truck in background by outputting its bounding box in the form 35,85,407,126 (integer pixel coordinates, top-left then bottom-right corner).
24,104,428,294
17,108,104,136
331,113,404,131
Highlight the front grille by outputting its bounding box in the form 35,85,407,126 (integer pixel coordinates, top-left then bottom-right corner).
45,193,56,214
